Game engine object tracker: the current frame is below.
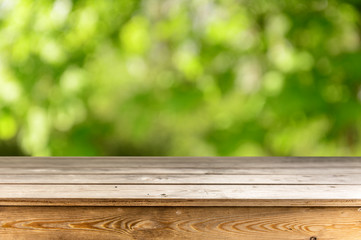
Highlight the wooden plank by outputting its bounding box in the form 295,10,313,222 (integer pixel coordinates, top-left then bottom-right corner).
1,206,361,240
2,198,361,207
0,167,360,175
0,174,360,185
1,157,361,168
1,185,361,199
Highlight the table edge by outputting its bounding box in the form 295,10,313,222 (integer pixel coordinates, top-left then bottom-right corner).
1,198,361,207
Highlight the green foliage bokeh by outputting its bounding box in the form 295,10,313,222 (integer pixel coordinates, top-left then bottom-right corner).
0,0,361,156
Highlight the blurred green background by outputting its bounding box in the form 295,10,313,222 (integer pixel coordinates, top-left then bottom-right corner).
0,0,361,156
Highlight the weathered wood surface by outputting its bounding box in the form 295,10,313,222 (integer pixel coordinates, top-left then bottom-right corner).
0,157,360,206
1,167,361,174
1,157,361,239
1,206,361,240
0,156,360,167
1,174,360,184
1,184,361,199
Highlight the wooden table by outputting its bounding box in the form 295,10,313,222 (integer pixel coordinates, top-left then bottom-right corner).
0,157,361,240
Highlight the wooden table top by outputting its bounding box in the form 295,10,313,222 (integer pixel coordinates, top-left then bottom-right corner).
1,157,361,206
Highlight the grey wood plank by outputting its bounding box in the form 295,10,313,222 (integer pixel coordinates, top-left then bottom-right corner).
0,157,361,168
0,167,360,175
1,184,361,199
0,174,359,184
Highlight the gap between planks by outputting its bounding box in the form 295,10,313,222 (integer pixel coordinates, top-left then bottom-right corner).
1,198,361,207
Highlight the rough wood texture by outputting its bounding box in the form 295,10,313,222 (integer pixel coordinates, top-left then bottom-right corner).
1,206,361,240
0,174,360,184
1,157,361,239
0,157,360,205
1,184,361,199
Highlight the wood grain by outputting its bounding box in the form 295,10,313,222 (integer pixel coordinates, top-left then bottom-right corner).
1,167,361,175
0,174,360,184
1,157,361,239
1,206,361,240
1,156,361,168
0,157,360,206
1,184,361,199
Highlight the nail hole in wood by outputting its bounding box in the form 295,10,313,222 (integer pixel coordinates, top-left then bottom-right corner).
310,237,317,240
